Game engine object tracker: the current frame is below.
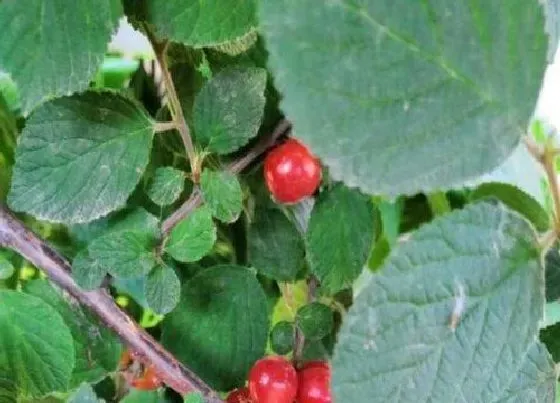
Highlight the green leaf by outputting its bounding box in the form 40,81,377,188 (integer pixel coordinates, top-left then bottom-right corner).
121,389,165,403
193,67,266,154
499,341,556,402
248,209,305,281
306,184,375,294
72,250,106,291
260,0,548,196
24,280,122,388
89,230,157,278
165,206,217,263
541,321,560,361
200,169,243,223
471,182,549,231
183,392,205,403
146,167,185,206
0,253,14,280
162,265,269,390
145,264,181,315
68,383,104,403
0,291,74,398
8,91,155,223
296,302,334,341
0,1,122,114
542,301,560,328
332,203,543,402
270,321,294,355
146,0,256,47
545,246,560,302
0,378,16,403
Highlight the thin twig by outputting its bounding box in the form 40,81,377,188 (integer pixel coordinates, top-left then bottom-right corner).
154,121,178,133
0,206,223,403
144,27,197,174
161,119,292,236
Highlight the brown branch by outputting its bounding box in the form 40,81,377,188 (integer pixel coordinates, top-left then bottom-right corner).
0,206,223,403
161,119,292,236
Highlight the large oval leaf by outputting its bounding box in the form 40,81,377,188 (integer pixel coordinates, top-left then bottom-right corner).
0,0,122,114
8,91,154,223
162,265,269,390
332,203,544,402
260,0,548,196
0,291,74,399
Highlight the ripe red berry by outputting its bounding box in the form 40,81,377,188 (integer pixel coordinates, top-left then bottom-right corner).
226,387,254,403
297,361,332,403
248,356,298,403
264,138,322,204
131,364,161,390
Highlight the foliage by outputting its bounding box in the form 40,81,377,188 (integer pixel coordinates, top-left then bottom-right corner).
0,1,558,402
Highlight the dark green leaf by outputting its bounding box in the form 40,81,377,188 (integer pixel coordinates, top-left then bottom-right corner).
162,265,269,390
8,92,154,223
0,291,74,399
193,67,266,154
0,0,122,113
545,246,560,302
306,184,375,294
270,321,294,355
146,167,185,206
260,0,548,196
248,209,305,281
296,302,334,341
68,383,104,403
540,321,560,362
24,280,122,388
0,377,16,403
146,0,256,47
0,253,14,280
200,169,243,223
471,182,549,231
72,250,106,291
89,230,157,278
165,206,217,263
332,203,543,402
145,264,181,315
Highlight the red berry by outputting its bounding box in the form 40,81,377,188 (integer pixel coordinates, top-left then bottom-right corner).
226,387,254,403
297,361,331,403
131,364,161,390
264,138,322,204
248,356,298,403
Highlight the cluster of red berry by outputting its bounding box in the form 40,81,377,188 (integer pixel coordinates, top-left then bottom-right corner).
226,356,331,403
264,138,322,204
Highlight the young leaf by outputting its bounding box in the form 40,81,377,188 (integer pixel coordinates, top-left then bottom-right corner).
162,265,269,390
193,67,266,154
24,280,122,388
471,182,549,231
260,0,548,196
8,92,155,223
332,203,544,402
296,302,334,341
146,167,185,206
165,205,217,262
0,291,74,399
306,184,375,294
200,169,243,223
145,263,181,315
0,0,122,113
68,383,104,403
248,208,305,281
0,252,14,280
72,250,106,291
145,0,256,47
88,230,157,278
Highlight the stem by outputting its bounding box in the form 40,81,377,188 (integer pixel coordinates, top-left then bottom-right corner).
0,206,223,403
161,119,292,236
427,192,451,217
145,28,197,174
154,121,178,133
